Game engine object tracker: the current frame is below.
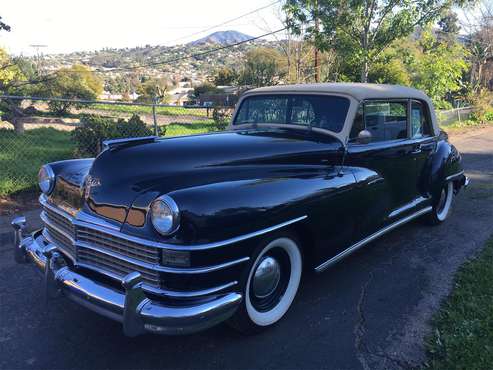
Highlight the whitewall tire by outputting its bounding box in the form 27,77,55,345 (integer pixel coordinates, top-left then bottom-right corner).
228,233,302,333
428,181,454,225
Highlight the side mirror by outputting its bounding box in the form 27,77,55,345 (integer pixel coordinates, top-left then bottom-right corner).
357,129,372,144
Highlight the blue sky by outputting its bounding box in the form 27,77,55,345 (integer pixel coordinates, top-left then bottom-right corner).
0,0,285,55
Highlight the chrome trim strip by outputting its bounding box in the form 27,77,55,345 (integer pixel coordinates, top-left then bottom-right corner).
145,281,239,298
77,241,250,274
76,261,238,298
40,194,308,251
388,196,429,219
76,211,121,231
445,170,465,182
315,206,433,272
42,229,77,264
40,211,75,244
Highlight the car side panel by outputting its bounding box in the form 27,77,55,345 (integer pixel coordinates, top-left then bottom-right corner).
168,167,359,268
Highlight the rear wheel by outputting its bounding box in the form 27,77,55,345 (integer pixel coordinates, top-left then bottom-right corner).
228,233,302,334
427,181,454,225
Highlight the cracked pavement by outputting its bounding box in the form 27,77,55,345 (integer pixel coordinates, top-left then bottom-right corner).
0,127,492,370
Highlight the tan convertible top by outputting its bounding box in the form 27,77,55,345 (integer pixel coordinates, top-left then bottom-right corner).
235,83,440,139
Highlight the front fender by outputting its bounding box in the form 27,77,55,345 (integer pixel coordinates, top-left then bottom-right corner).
165,169,357,252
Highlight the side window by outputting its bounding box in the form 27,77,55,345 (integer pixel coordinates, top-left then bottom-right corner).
411,100,432,138
350,104,364,140
290,97,315,126
363,101,408,142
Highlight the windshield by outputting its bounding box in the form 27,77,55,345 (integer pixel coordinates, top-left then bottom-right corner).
233,94,350,133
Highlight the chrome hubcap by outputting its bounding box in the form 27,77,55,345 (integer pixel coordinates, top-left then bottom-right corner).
252,256,281,299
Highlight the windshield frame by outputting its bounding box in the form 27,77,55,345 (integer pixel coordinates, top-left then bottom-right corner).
229,91,359,145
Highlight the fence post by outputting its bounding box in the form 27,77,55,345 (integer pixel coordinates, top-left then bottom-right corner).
152,97,158,136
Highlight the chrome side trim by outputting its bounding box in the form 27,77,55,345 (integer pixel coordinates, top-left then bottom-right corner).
445,170,465,182
40,194,308,251
388,196,429,219
315,206,433,273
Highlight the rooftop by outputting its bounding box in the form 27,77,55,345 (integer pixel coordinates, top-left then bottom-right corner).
247,83,431,103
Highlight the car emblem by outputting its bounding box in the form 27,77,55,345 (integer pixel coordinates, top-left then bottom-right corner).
83,175,101,199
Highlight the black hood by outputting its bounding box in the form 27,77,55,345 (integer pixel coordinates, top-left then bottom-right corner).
84,129,342,224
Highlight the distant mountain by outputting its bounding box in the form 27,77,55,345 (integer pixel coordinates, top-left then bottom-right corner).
189,30,254,46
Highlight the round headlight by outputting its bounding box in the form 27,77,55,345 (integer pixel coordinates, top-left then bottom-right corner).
150,195,180,236
38,165,55,194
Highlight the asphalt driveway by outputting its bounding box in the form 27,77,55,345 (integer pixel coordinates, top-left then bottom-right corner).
1,127,492,370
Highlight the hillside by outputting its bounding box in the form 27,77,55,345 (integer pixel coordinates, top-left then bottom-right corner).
38,31,279,88
189,30,254,46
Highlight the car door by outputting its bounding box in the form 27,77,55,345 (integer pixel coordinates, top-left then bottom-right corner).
409,100,437,196
346,99,419,239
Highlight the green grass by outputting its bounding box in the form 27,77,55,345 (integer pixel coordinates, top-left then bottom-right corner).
91,103,208,117
0,128,74,196
424,237,493,369
164,120,222,136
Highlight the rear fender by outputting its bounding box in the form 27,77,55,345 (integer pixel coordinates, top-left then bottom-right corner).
428,138,463,201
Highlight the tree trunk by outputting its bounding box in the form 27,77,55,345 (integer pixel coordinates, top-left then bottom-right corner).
12,117,24,134
361,60,369,83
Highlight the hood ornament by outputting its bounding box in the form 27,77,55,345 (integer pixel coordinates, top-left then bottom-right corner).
83,175,101,200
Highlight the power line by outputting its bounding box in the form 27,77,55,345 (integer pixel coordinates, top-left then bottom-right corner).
165,0,282,44
115,27,287,72
33,27,287,78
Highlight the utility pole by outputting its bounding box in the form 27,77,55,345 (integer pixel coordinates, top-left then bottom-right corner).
152,95,158,136
313,0,320,83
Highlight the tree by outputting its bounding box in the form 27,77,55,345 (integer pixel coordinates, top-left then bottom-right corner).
39,64,103,115
405,30,469,108
214,67,237,85
135,77,170,103
238,47,285,87
285,0,472,82
192,82,217,98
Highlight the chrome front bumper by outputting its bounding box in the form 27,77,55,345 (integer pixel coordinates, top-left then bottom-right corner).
12,225,242,337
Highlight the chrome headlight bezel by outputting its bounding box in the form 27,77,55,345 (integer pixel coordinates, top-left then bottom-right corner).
150,195,180,236
38,165,55,195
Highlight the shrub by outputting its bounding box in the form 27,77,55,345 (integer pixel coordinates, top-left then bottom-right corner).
467,89,493,124
212,107,232,131
72,114,158,157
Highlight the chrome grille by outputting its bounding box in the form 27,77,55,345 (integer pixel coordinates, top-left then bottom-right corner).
77,227,159,263
43,206,75,239
78,249,160,287
41,204,161,288
43,227,76,260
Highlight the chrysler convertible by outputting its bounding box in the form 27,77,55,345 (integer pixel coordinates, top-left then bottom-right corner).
12,83,468,336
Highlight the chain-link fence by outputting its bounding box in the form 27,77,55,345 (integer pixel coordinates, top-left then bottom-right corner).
437,106,473,126
0,95,229,196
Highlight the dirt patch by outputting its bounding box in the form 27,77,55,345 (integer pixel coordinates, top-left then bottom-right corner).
0,191,40,216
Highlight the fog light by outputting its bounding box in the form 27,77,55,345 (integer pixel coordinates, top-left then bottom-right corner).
162,249,190,267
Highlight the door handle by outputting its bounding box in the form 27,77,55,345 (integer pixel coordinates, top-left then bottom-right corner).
410,144,422,154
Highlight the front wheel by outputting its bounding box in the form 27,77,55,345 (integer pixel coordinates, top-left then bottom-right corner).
427,181,454,225
228,233,302,334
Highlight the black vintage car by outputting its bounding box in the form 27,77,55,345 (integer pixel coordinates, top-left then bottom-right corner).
13,83,468,336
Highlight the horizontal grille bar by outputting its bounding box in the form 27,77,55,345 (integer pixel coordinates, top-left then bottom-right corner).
44,227,76,261
77,227,159,263
44,207,75,239
78,248,160,287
